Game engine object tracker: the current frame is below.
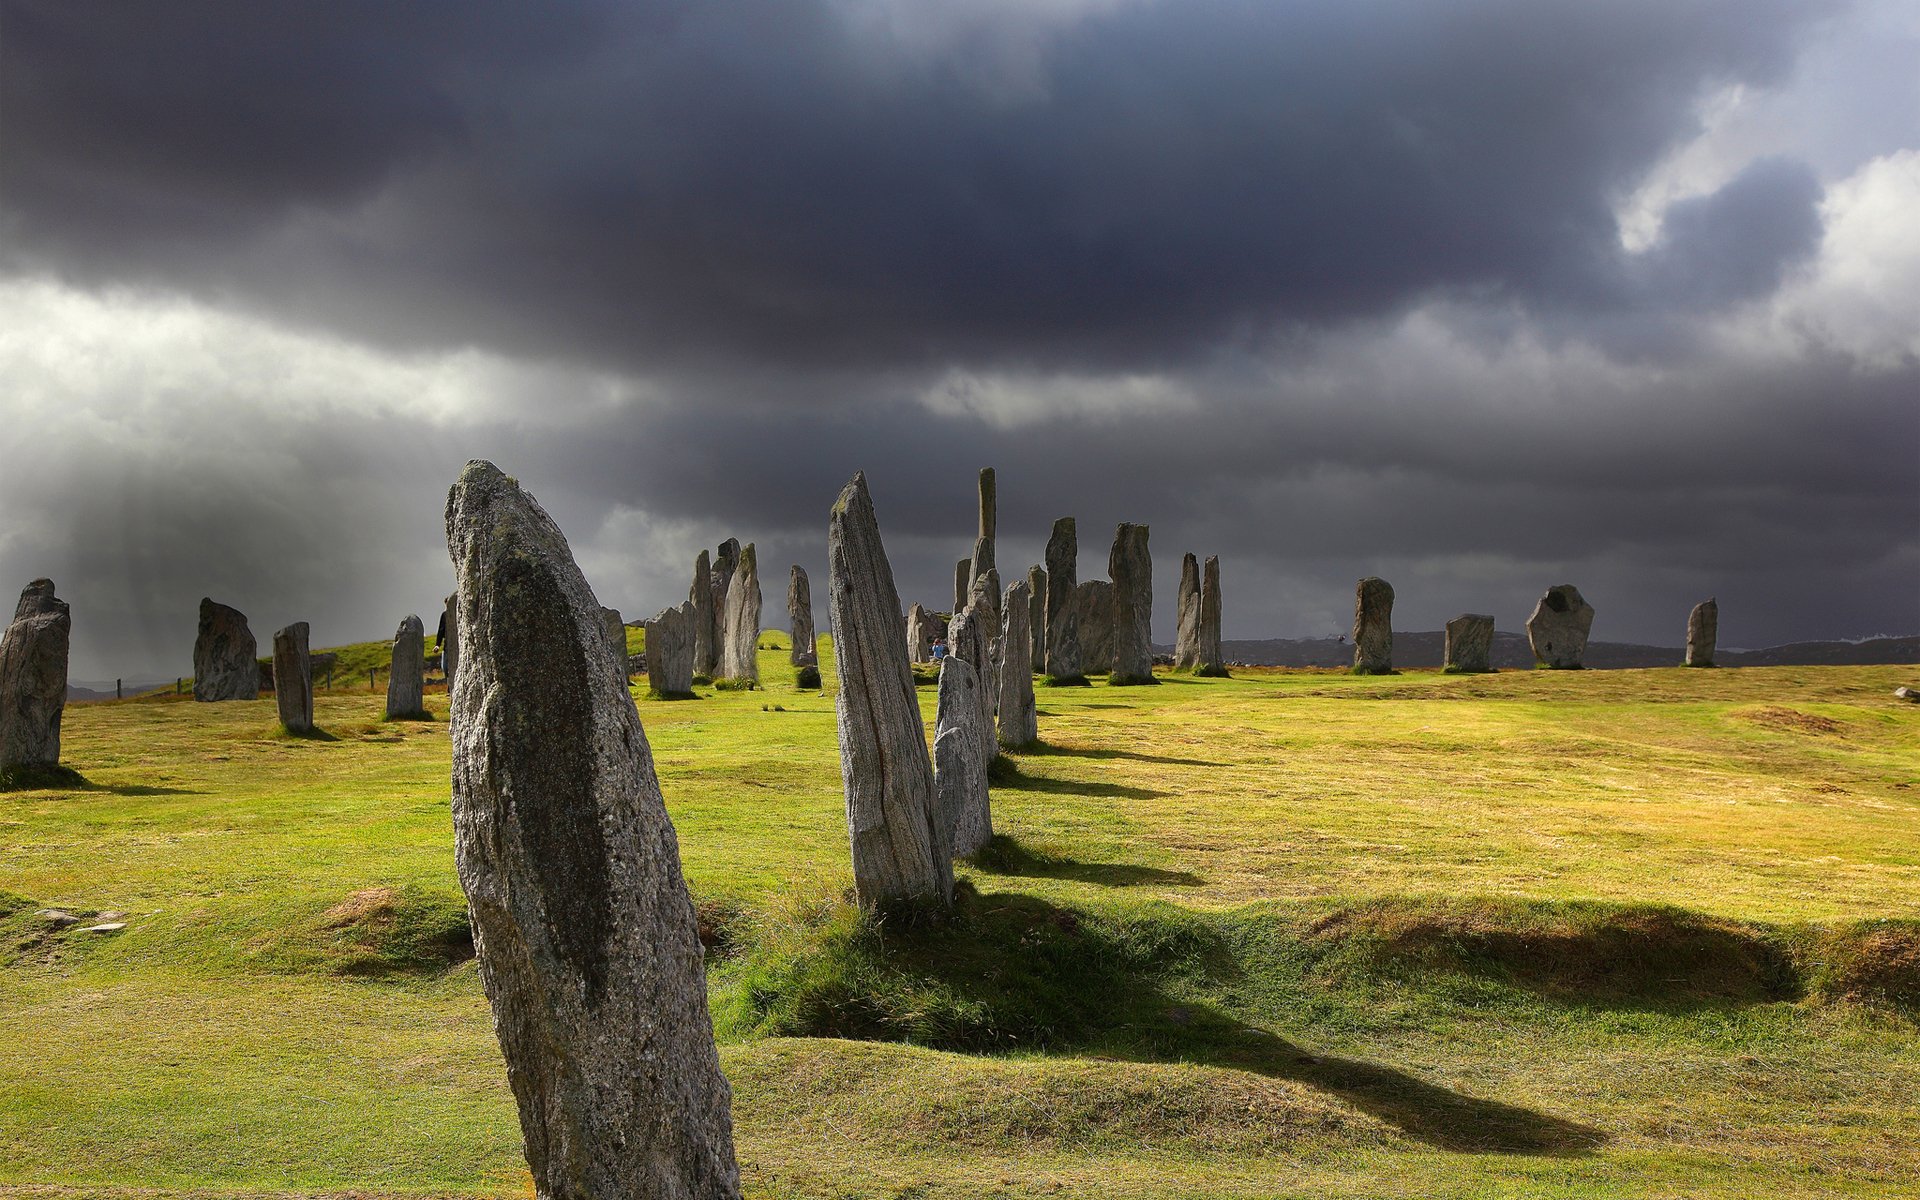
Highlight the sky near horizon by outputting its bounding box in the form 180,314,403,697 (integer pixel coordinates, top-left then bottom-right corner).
1,0,1916,679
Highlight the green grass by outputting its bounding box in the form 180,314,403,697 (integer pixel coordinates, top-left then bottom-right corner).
2,646,1918,1197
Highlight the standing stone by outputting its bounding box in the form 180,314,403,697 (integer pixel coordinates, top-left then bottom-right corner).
690,549,715,679
947,605,997,771
968,565,1002,630
193,598,259,701
954,558,971,614
1075,579,1114,675
828,473,951,908
1527,584,1595,669
1027,565,1047,672
1444,613,1495,673
935,656,992,858
1043,518,1083,682
905,603,937,663
788,565,816,666
719,544,762,686
0,579,70,777
997,580,1038,749
272,622,314,734
386,614,427,719
442,593,460,688
708,540,740,676
1351,577,1395,675
977,467,997,542
1174,553,1202,670
969,534,995,591
1686,599,1718,668
1108,524,1156,686
645,601,698,699
602,608,630,690
444,461,741,1200
1197,555,1226,677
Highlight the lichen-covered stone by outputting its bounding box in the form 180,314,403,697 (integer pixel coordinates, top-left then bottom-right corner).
954,558,971,614
386,614,427,719
1107,524,1156,686
788,565,816,666
193,598,259,701
602,608,630,689
718,544,762,686
1075,579,1113,675
272,622,314,733
997,580,1038,749
1174,553,1201,670
690,550,716,678
1527,584,1595,669
442,593,460,688
977,467,997,542
1444,613,1495,673
1351,577,1395,675
905,603,937,663
1027,565,1047,672
0,579,70,772
1044,519,1083,681
935,655,992,857
1685,599,1718,668
646,601,697,698
1197,556,1226,677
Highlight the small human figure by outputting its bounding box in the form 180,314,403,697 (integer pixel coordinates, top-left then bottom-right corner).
931,636,947,662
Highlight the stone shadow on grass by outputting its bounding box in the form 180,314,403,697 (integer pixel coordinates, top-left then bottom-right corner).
967,834,1203,889
987,758,1167,801
1023,743,1224,768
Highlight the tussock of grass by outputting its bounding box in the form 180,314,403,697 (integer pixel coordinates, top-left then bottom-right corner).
0,762,86,790
315,885,473,976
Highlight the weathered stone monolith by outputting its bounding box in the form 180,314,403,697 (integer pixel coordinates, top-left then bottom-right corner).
442,593,460,687
905,603,937,663
1527,584,1595,669
1197,555,1226,677
788,566,816,666
272,622,314,734
708,540,740,676
646,601,697,699
719,544,762,686
690,549,715,678
1444,613,1495,673
954,558,971,613
193,598,259,701
998,580,1038,749
1351,577,1395,675
935,655,992,858
1108,524,1155,685
969,534,995,590
1075,579,1113,674
1174,553,1201,670
386,614,427,719
977,467,997,542
0,580,70,778
444,460,741,1200
947,605,996,770
1027,565,1047,671
1043,519,1083,682
828,473,952,908
602,608,630,689
1685,599,1718,668
968,565,1001,630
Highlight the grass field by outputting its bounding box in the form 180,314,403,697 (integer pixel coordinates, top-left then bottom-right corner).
2,638,1917,1198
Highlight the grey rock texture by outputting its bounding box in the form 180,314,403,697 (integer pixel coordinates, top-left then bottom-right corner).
947,605,997,769
997,580,1038,749
1044,519,1083,681
1351,577,1395,675
708,540,740,676
977,467,997,542
969,534,996,592
1075,579,1114,675
1444,613,1496,673
1686,599,1718,667
905,603,938,663
646,601,697,699
442,592,460,688
954,558,971,614
193,598,259,701
1896,686,1919,702
968,565,1002,630
690,549,716,679
0,579,70,771
1174,553,1201,670
935,655,992,858
386,614,427,718
1027,565,1047,672
788,565,816,666
602,608,629,689
1527,584,1596,669
719,544,762,686
1197,556,1226,676
444,460,741,1200
272,622,314,733
828,473,951,908
1107,524,1156,685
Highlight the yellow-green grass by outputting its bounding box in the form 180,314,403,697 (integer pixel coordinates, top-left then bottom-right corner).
2,645,1917,1198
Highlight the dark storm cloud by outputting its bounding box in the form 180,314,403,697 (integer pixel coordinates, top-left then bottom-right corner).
2,0,1831,372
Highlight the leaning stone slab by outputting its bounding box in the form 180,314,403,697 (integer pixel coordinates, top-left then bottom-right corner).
1444,613,1495,674
0,579,71,778
1196,555,1226,677
386,614,427,719
445,460,741,1199
1351,577,1395,675
829,473,951,908
273,622,314,734
1685,599,1718,668
1174,553,1201,670
646,601,698,699
997,580,1038,749
1044,519,1083,682
935,655,993,858
718,544,762,686
193,598,259,701
1107,524,1156,685
1527,584,1595,669
788,565,816,666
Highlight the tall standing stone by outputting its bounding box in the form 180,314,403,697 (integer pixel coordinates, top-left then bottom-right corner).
935,655,992,858
947,605,996,771
1197,555,1226,677
1174,553,1202,670
1107,524,1155,686
1351,577,1395,675
954,558,971,613
719,544,762,686
1026,565,1047,672
602,608,629,690
272,622,314,734
690,549,716,679
1075,579,1113,674
969,534,995,591
646,601,698,699
905,603,937,663
998,580,1038,749
968,565,1002,630
1043,519,1083,682
193,598,259,701
828,473,951,908
1686,599,1718,668
709,539,740,676
0,579,70,779
386,614,427,719
1527,584,1595,669
1444,613,1495,673
442,593,460,688
788,565,816,666
444,461,741,1200
977,467,997,542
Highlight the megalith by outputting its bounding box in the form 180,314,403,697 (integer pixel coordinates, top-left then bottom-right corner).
954,558,971,613
935,656,992,859
968,565,1002,630
444,460,741,1200
1527,584,1595,669
1444,613,1495,674
1108,524,1156,685
602,608,630,689
0,579,71,779
193,598,259,701
828,473,951,909
707,540,740,676
386,614,427,719
998,580,1038,749
1174,553,1201,670
718,544,762,686
1686,599,1718,668
1075,579,1113,674
273,622,314,734
905,603,937,663
690,549,715,679
1043,518,1083,682
977,466,997,542
442,592,460,688
1027,565,1047,672
788,565,816,666
646,601,698,699
947,605,997,769
1351,577,1395,675
1197,555,1226,677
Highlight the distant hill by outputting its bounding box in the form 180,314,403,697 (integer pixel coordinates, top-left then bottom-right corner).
1183,633,1920,669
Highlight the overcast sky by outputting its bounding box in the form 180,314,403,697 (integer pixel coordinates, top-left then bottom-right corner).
2,0,1916,679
